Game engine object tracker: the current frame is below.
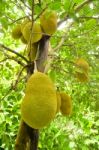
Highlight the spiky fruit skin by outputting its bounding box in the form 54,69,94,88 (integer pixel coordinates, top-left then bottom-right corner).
60,92,72,116
22,22,42,43
21,72,57,129
56,91,61,113
75,58,89,73
40,10,57,35
27,43,38,61
75,58,89,82
75,72,89,82
21,18,30,33
12,25,22,39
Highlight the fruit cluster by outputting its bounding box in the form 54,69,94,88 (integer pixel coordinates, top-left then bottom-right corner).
11,10,57,61
12,10,90,129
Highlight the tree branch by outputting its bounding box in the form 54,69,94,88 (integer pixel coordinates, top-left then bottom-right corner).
74,0,92,12
0,43,29,63
54,18,74,51
0,56,25,66
32,0,35,22
12,65,27,90
20,0,31,10
11,0,25,13
5,14,14,21
58,0,93,26
0,58,8,63
0,88,12,101
34,6,48,21
78,16,99,20
4,53,25,66
9,16,29,25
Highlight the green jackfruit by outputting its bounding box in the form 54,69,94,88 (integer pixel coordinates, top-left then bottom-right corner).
75,58,89,82
40,10,57,35
60,92,72,116
21,72,57,129
12,24,22,39
75,72,89,82
21,18,30,33
22,22,42,43
75,58,89,73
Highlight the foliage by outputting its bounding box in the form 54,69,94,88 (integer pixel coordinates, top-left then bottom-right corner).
0,0,99,149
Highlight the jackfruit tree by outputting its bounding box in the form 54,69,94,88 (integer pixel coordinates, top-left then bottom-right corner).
0,0,99,150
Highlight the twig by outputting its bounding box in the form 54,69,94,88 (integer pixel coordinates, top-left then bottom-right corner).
0,88,12,101
0,44,29,63
0,65,28,101
51,64,70,74
12,65,27,90
55,1,94,51
53,56,74,65
11,0,25,13
54,21,73,52
78,16,99,20
20,0,31,10
0,58,8,63
7,56,25,66
74,0,92,12
32,0,34,22
44,27,71,73
9,16,29,25
3,53,25,66
34,6,48,21
58,0,93,26
5,15,14,21
0,57,25,66
71,24,98,38
0,78,26,102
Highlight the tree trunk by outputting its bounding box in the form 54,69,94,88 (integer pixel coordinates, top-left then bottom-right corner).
15,35,50,150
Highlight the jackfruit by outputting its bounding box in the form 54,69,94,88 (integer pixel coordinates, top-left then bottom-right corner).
20,35,27,44
27,43,38,61
22,22,42,43
12,24,22,39
56,91,61,113
40,10,57,35
75,72,89,82
21,72,57,129
60,92,72,116
21,18,30,33
75,58,89,82
75,58,89,73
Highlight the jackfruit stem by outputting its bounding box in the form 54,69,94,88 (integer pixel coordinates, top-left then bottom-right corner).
35,44,40,61
34,61,38,73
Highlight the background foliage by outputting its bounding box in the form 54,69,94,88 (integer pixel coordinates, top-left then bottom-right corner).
0,0,99,149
